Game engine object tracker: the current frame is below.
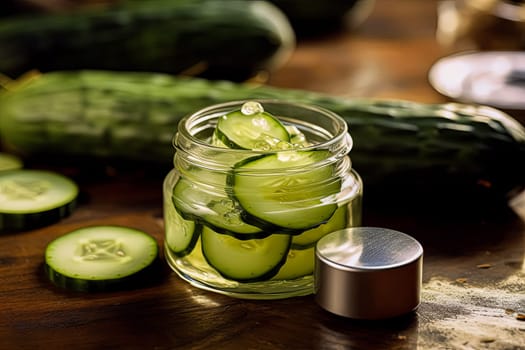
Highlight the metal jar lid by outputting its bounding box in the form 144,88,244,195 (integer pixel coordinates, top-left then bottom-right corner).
314,227,423,320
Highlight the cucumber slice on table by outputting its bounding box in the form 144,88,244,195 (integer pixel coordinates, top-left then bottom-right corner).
230,150,341,231
45,226,159,292
0,153,23,172
0,169,78,232
215,103,290,150
201,226,291,282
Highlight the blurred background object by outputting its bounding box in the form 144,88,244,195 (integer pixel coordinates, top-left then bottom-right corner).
265,0,376,37
436,0,525,51
1,0,376,36
429,50,525,110
0,0,115,15
0,0,377,82
431,0,525,115
0,0,296,81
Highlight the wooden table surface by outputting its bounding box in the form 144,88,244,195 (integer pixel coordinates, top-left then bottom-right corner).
2,1,525,349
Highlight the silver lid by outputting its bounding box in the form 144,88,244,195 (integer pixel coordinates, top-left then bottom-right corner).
314,227,423,320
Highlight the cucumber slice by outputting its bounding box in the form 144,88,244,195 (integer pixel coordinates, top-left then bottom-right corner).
0,153,23,172
230,150,341,231
0,169,78,232
172,175,266,239
44,225,159,292
201,226,291,282
271,246,315,280
165,193,201,257
215,104,290,150
291,205,348,249
209,131,228,148
285,125,309,147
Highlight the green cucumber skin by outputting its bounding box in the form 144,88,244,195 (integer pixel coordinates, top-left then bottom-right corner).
0,201,76,233
0,0,294,81
44,256,162,292
1,71,524,208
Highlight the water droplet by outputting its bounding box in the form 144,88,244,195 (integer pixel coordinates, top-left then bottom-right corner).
241,101,264,115
240,242,256,250
253,141,271,151
219,199,234,210
224,211,241,225
275,141,293,150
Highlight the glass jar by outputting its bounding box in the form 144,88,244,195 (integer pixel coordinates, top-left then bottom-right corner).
163,100,363,299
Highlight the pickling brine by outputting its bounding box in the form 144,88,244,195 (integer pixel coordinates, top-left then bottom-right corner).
163,100,362,299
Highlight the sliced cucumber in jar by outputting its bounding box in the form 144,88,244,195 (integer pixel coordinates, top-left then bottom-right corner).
291,205,348,249
172,175,266,239
165,194,201,257
230,150,341,231
201,226,291,282
215,101,290,150
285,125,309,147
210,131,228,148
0,169,78,232
44,225,159,292
271,246,315,280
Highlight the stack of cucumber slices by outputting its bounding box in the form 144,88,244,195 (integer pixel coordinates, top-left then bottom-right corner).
169,101,348,282
0,152,160,292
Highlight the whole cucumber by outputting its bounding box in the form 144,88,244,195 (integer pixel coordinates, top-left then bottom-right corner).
0,0,294,81
1,70,524,210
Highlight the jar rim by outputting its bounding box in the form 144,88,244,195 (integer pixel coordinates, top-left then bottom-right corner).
174,99,352,154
